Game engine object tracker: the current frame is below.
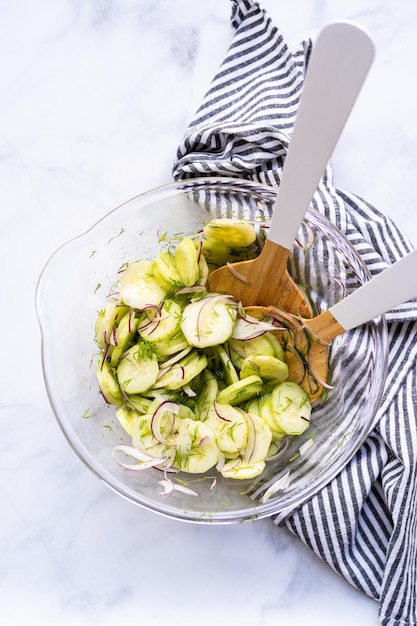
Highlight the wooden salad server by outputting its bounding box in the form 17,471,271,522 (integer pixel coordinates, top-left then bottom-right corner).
248,247,417,401
208,22,375,316
304,246,417,342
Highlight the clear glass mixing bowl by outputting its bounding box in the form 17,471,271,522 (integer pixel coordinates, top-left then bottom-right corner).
36,177,388,523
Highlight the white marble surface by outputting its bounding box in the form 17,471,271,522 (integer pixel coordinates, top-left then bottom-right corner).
1,1,417,624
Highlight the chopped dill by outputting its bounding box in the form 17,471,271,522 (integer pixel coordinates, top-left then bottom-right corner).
107,228,125,244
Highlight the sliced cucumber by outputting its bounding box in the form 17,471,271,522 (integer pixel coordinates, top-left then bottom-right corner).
264,332,285,362
180,295,237,349
138,299,182,343
153,251,183,290
200,238,231,267
130,411,176,462
228,334,275,360
216,375,263,406
220,459,266,480
158,345,193,369
109,345,125,367
205,402,248,458
125,394,153,414
118,259,166,309
152,330,190,357
240,354,289,383
243,412,272,464
96,358,124,406
174,237,200,287
197,253,209,285
258,392,286,439
212,344,239,385
108,310,139,363
95,301,129,349
173,418,219,473
228,344,245,370
244,397,261,415
195,370,219,422
269,381,312,435
152,350,207,391
115,406,141,436
203,218,256,248
116,342,159,394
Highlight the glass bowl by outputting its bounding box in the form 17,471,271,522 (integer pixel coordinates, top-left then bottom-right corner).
36,177,388,523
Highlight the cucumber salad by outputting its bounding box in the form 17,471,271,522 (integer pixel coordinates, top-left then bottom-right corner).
95,218,314,481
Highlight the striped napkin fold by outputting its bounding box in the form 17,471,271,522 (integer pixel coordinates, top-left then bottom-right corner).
172,1,417,624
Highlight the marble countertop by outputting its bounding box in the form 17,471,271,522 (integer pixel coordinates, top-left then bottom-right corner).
2,1,416,624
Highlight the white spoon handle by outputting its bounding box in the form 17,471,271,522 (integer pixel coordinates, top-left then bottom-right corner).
269,22,375,249
330,247,417,331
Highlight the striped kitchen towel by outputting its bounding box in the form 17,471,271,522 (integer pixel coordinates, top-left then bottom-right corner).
172,1,417,625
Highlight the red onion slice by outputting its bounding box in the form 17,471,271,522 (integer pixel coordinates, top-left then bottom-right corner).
158,478,198,497
150,401,180,444
112,444,169,470
226,262,251,284
174,285,207,296
231,317,277,341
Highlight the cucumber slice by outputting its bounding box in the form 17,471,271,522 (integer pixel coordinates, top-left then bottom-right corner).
220,459,266,480
152,331,190,357
228,344,244,370
201,238,231,267
116,343,159,394
243,412,272,464
265,332,285,362
130,411,176,462
109,310,139,348
258,392,286,439
125,394,153,414
180,295,237,348
244,397,260,415
118,260,167,309
108,311,139,367
96,358,124,406
212,344,239,385
197,252,209,285
109,345,125,367
152,350,207,391
158,345,193,369
95,301,129,349
138,299,182,343
269,381,312,435
205,403,248,457
203,218,256,248
228,334,275,360
195,370,219,421
153,251,183,289
173,418,219,473
115,406,141,436
240,355,289,382
216,375,263,406
174,237,200,286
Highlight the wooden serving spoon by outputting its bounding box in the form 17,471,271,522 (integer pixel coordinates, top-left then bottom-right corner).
247,247,417,402
208,22,375,317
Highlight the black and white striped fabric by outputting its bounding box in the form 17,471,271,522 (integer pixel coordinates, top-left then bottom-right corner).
172,1,417,624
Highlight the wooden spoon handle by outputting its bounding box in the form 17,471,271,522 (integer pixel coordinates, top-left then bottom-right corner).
307,247,417,342
268,22,375,250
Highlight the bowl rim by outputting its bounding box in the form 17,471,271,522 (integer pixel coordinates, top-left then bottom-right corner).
36,176,389,524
